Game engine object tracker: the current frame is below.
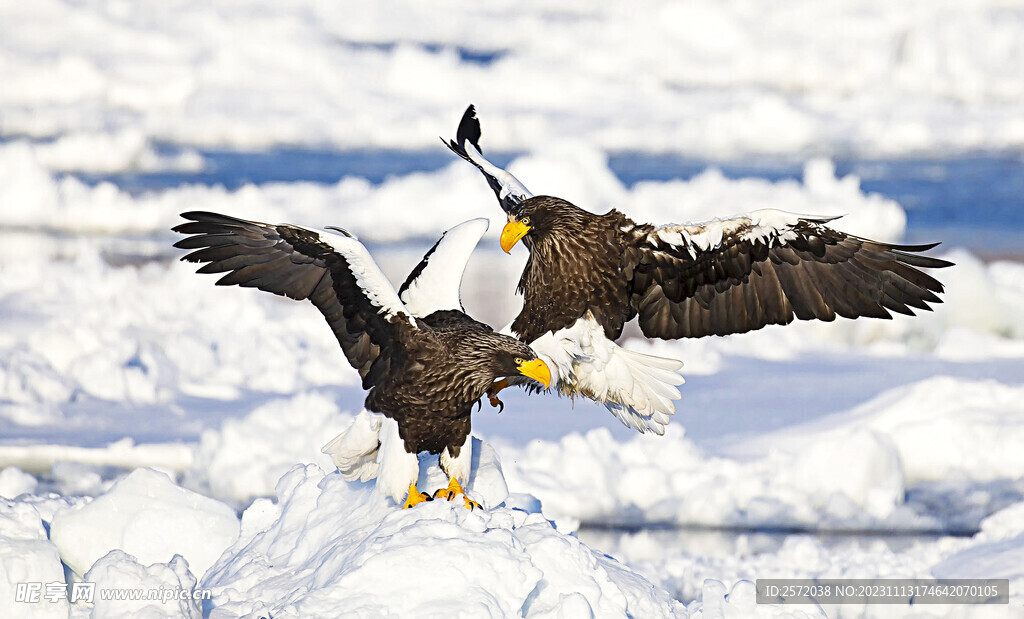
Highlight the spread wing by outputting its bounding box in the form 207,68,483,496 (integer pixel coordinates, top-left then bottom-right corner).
442,104,532,214
398,218,489,317
628,209,954,339
173,211,419,389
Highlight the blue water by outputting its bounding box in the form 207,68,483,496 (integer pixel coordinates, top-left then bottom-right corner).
73,147,1024,254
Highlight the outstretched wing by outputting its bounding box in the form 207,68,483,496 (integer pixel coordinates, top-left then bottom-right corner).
398,218,489,318
628,209,954,339
173,211,419,389
442,104,532,214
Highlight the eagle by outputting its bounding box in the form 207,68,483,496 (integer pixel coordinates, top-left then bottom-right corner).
173,213,551,509
445,105,953,435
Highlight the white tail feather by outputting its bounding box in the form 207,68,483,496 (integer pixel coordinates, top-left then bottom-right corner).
530,314,685,435
592,346,684,435
321,410,383,482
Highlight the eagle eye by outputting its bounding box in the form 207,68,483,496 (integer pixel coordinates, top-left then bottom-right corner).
514,357,525,365
521,217,530,225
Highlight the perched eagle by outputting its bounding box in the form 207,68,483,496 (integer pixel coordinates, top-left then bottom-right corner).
173,214,551,509
445,105,953,435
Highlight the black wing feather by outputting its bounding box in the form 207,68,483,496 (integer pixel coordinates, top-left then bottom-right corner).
629,216,952,339
173,211,414,389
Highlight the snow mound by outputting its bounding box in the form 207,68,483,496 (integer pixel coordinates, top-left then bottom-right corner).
82,550,201,619
50,468,239,579
0,466,38,499
0,499,68,618
203,462,685,618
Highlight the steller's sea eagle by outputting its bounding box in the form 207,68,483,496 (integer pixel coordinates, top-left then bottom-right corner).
173,214,550,509
445,105,953,435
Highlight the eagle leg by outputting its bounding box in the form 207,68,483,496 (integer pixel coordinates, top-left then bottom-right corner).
433,477,481,510
487,379,509,412
402,483,432,509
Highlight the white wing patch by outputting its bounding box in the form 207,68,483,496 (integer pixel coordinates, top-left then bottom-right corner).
740,209,820,246
653,218,743,259
527,313,684,435
652,209,841,258
313,227,418,328
464,143,533,205
400,218,488,318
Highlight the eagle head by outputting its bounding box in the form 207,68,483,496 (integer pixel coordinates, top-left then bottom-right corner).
500,196,586,253
475,335,551,389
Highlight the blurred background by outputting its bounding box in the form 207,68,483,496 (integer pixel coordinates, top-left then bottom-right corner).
2,0,1023,610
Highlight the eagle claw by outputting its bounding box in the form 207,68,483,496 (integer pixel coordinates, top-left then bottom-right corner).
488,393,504,413
434,478,480,510
402,483,432,509
486,378,509,413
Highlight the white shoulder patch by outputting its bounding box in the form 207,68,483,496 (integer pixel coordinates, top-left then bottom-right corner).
400,218,488,318
313,227,417,328
741,209,838,247
652,218,743,258
653,209,841,257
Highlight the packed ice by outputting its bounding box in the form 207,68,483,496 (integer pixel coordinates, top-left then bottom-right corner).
2,1,1023,158
2,1,1023,616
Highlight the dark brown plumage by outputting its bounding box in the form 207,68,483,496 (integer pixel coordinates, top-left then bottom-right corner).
443,105,953,435
509,200,636,343
446,106,952,345
173,212,550,506
508,196,953,343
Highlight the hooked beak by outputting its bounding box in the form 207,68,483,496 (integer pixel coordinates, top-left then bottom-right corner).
516,358,551,390
500,220,531,253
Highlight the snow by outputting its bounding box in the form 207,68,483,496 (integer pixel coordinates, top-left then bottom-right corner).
0,500,68,618
2,2,1023,616
492,375,1024,533
49,468,239,579
0,466,38,499
2,2,1023,159
82,551,202,619
202,461,684,618
185,393,351,508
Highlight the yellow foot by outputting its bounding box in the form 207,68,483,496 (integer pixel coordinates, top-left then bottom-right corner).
402,483,431,509
433,477,481,510
487,378,509,412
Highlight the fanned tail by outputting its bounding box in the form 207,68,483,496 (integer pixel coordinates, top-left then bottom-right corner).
598,348,684,434
321,410,383,482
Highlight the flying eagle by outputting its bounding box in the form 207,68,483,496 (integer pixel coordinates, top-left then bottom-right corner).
445,105,953,434
173,213,550,509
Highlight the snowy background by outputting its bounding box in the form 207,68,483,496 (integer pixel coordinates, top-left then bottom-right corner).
2,1,1024,617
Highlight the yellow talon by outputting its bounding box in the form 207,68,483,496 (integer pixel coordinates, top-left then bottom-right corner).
402,483,431,509
433,477,480,510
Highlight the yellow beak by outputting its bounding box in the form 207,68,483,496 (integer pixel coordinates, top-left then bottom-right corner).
516,358,551,390
500,220,531,253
